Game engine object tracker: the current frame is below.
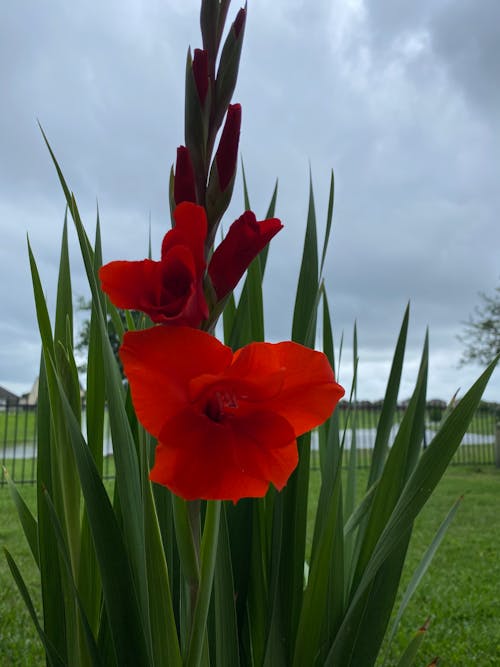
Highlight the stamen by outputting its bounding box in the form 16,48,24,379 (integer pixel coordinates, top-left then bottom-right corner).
204,389,239,422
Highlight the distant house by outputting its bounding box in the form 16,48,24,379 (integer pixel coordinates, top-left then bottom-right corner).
19,377,39,407
18,376,85,407
0,385,19,408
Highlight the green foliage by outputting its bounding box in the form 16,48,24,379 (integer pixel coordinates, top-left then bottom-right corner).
4,164,498,666
3,468,500,666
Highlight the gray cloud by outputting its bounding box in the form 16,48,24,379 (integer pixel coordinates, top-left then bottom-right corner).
1,1,498,401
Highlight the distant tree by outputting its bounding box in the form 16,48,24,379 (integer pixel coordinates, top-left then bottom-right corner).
458,285,500,366
75,297,141,376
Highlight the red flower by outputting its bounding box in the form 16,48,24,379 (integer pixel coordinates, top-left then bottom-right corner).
99,202,208,327
215,103,241,192
208,210,283,299
174,146,196,205
120,326,344,501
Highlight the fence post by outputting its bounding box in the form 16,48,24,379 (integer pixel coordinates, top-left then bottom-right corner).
496,422,500,468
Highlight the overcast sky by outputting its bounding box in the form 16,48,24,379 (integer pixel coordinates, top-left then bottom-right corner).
1,0,499,402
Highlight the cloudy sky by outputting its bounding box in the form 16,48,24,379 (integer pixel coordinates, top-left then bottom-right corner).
1,0,499,402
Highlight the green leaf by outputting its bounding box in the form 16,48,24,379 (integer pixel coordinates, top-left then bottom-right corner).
186,501,221,667
368,304,409,487
351,334,428,591
291,171,319,345
344,323,358,530
54,212,73,347
292,462,343,667
35,357,68,662
143,465,182,667
386,497,462,651
4,548,66,667
319,169,334,275
214,505,240,666
43,145,152,643
41,488,104,666
325,355,498,666
394,620,430,667
4,469,39,566
50,363,153,666
334,336,429,665
213,10,245,134
343,480,379,538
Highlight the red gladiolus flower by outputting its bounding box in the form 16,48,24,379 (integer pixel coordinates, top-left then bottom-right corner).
208,210,283,299
99,202,208,327
215,103,241,191
174,146,196,205
120,326,344,501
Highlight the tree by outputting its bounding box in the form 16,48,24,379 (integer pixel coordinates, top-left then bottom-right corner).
458,285,500,366
75,297,141,376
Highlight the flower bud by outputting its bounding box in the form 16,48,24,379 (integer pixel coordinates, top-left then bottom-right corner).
233,7,246,39
213,7,246,133
216,103,241,192
174,146,197,205
208,210,283,299
192,48,209,106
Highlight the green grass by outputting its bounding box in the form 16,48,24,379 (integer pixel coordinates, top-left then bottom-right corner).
0,409,36,445
0,483,43,666
306,465,500,665
1,466,499,665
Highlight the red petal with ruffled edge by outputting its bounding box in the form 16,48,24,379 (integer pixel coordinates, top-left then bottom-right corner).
120,326,232,438
243,341,345,436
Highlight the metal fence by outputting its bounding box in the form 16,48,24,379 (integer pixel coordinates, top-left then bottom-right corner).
1,399,498,486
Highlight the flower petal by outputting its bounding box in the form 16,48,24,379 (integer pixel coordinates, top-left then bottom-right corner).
265,342,345,435
99,259,162,312
151,407,297,501
162,202,206,275
120,326,232,438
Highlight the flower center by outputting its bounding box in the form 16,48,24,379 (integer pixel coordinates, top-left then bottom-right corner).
204,390,239,422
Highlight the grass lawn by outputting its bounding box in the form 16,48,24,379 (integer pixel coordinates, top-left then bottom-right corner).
0,409,37,445
1,465,499,665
